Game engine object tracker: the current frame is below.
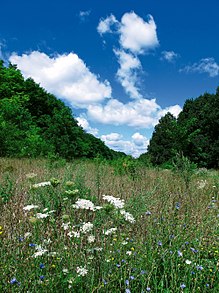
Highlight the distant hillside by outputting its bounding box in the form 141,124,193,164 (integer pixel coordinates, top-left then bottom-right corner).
143,87,219,168
0,60,126,160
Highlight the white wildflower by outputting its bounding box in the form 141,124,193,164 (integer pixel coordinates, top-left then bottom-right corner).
104,227,117,235
36,213,49,219
32,249,48,258
80,222,93,234
76,266,88,276
120,210,135,223
32,181,51,188
94,247,103,251
23,205,39,211
73,199,102,211
197,180,207,189
126,251,132,255
102,195,125,209
87,235,95,243
67,230,80,238
185,259,192,265
62,268,69,274
62,222,71,230
24,232,32,238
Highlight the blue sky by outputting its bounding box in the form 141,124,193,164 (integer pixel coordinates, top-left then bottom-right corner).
1,0,219,157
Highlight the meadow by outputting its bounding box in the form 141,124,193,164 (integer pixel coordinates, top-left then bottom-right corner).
0,157,218,292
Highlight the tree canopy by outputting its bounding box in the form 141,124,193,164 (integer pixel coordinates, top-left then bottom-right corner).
146,87,219,169
0,60,126,160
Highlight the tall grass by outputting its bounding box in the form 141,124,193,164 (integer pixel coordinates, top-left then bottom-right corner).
0,158,218,292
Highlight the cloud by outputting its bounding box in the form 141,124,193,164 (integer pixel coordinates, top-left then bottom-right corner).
79,10,91,22
76,116,99,136
88,98,181,128
119,12,159,54
180,58,219,77
9,51,112,108
97,14,118,35
114,49,142,99
161,50,178,62
101,132,149,157
97,12,159,54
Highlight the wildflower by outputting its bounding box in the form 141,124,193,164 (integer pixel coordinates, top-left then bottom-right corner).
145,211,152,215
175,202,180,210
126,289,131,293
40,263,45,269
197,180,207,189
73,199,102,211
180,283,186,289
67,230,80,238
178,250,183,257
76,266,88,276
36,213,49,219
32,181,51,188
116,264,121,268
196,265,203,270
120,210,135,223
10,278,20,285
104,227,117,235
87,235,95,243
190,247,198,253
62,222,71,230
185,259,192,265
158,241,162,246
62,268,69,274
102,195,125,209
39,275,45,281
146,288,151,292
23,204,39,211
80,222,93,234
130,276,135,280
29,243,36,247
126,251,132,256
140,270,146,275
0,226,3,235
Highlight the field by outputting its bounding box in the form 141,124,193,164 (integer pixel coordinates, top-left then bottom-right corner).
0,158,218,292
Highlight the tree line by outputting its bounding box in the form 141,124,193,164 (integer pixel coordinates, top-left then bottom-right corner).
0,60,125,160
142,87,219,169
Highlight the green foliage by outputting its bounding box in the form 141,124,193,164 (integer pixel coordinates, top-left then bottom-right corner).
145,87,219,169
0,60,125,160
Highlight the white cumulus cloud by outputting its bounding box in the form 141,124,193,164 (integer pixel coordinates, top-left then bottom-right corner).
119,12,159,54
9,51,112,108
97,14,118,35
101,132,149,157
114,49,142,99
88,98,181,128
180,58,219,77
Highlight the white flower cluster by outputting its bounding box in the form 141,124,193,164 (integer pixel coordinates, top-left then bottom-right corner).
32,245,48,258
72,199,102,211
32,181,51,188
80,222,93,234
87,235,95,243
23,205,39,211
104,227,117,235
36,213,49,219
197,179,207,189
76,266,88,276
102,195,125,209
67,230,80,238
120,210,135,223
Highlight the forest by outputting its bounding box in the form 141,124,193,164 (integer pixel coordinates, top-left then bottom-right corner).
0,60,125,160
